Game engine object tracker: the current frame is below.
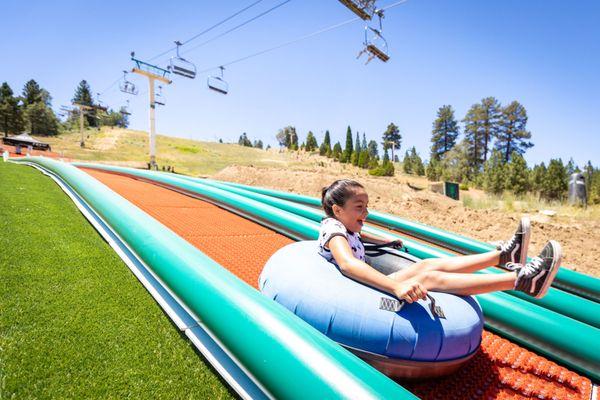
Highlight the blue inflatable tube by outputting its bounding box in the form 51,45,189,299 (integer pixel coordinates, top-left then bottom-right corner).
260,241,484,379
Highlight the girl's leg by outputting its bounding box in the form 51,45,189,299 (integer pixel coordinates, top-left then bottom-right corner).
387,250,501,283
415,270,516,296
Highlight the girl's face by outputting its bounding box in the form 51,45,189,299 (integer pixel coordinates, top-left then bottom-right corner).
332,188,369,233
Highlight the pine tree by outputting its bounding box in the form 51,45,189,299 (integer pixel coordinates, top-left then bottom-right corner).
530,162,547,195
24,101,59,136
565,158,578,175
505,152,529,195
495,101,533,163
254,139,264,149
426,158,442,181
0,82,24,136
341,126,353,163
238,132,252,147
358,149,370,169
542,158,568,200
355,131,361,154
402,150,412,174
72,80,97,127
439,140,472,183
305,131,318,152
332,141,342,160
382,123,401,160
411,147,425,176
463,103,486,173
361,133,367,151
289,127,298,150
483,151,506,195
22,79,45,105
479,97,502,162
351,151,359,166
584,161,594,199
367,140,378,160
319,130,331,156
276,127,291,148
430,105,459,160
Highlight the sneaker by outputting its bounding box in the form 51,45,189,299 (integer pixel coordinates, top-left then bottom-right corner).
514,241,562,299
498,216,531,269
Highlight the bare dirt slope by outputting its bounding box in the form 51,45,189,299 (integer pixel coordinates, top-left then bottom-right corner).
212,164,600,277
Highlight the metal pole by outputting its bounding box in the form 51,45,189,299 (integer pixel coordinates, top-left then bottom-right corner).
79,107,85,147
148,78,156,169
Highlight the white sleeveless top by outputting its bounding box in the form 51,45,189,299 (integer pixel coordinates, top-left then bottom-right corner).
317,217,365,267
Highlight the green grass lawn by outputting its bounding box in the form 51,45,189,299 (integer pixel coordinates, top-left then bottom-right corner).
0,161,235,399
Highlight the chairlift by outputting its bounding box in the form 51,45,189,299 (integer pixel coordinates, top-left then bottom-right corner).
357,10,389,64
207,66,229,95
119,70,139,95
155,85,165,106
169,41,196,79
338,0,377,20
120,99,131,115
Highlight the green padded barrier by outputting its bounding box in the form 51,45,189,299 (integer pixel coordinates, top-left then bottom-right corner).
72,162,600,380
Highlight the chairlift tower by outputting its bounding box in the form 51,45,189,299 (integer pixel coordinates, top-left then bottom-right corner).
72,102,107,147
130,52,172,169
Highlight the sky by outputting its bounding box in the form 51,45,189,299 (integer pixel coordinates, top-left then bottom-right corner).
2,0,599,166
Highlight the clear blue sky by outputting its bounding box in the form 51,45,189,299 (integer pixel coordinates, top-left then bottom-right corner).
2,0,599,166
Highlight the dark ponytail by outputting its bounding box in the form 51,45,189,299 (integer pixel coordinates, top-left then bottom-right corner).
321,179,364,217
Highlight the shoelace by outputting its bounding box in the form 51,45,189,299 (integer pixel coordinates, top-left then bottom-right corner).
505,261,520,271
498,235,517,253
520,257,543,277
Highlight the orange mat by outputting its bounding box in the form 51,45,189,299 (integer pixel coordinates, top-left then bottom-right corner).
81,168,593,400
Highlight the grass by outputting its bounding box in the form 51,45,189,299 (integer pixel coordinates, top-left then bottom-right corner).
0,161,235,399
44,127,303,176
461,190,600,220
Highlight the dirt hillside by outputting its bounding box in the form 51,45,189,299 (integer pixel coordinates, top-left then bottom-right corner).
212,164,600,277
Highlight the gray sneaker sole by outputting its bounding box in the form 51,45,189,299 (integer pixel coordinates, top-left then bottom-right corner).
535,240,562,299
519,216,531,266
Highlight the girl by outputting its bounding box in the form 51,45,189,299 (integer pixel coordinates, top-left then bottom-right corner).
318,179,562,303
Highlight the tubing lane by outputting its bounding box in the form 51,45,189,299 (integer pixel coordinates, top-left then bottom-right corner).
184,176,600,330
73,163,600,380
17,157,415,400
213,179,600,303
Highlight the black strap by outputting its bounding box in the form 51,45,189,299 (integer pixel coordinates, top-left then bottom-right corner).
363,240,409,257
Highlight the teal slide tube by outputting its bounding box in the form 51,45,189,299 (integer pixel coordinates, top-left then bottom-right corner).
190,177,600,330
18,157,416,399
212,179,600,303
73,162,600,380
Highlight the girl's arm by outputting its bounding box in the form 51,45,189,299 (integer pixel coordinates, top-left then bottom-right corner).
328,236,425,302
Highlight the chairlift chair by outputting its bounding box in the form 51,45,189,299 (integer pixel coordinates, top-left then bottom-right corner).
155,85,165,106
338,0,377,20
120,70,139,95
120,99,131,115
357,10,390,64
207,66,229,95
169,41,196,79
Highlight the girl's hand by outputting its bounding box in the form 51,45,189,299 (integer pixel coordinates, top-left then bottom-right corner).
389,239,404,249
394,280,428,303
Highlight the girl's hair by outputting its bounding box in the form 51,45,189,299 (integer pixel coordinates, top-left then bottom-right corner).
321,179,365,217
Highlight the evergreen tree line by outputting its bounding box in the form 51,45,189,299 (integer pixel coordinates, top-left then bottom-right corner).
276,123,402,176
237,132,265,149
425,99,597,203
0,79,129,137
0,80,59,136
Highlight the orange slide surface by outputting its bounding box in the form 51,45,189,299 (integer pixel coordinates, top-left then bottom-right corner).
82,168,593,400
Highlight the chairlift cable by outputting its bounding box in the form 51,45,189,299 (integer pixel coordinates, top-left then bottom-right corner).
197,0,407,74
147,0,265,62
179,0,293,58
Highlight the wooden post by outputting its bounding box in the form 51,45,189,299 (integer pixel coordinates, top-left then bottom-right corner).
79,108,85,147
